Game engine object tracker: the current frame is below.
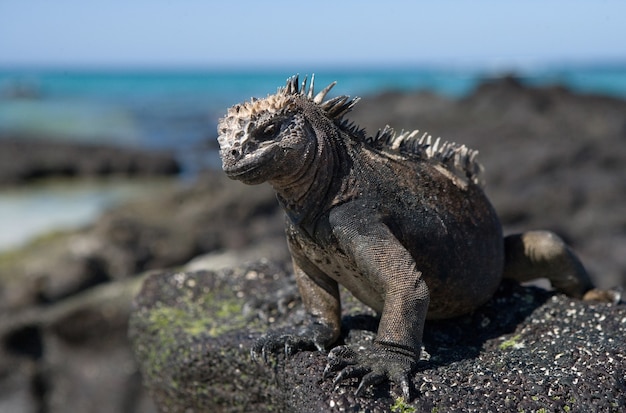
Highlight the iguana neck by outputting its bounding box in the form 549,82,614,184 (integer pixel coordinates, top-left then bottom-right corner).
271,126,349,235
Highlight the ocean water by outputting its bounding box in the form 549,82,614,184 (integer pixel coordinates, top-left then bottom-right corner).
0,178,175,250
1,69,485,159
2,66,626,157
1,65,625,250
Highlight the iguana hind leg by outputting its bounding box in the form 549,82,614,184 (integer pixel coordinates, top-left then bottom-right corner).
503,230,620,303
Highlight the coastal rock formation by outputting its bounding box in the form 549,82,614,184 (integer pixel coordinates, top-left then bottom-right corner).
0,275,154,413
0,172,287,413
0,136,181,186
129,261,626,412
0,171,285,313
1,77,625,411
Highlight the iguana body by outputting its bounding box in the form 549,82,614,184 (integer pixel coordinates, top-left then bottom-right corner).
217,75,614,398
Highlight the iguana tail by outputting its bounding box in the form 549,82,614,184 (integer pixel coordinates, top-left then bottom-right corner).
502,230,620,303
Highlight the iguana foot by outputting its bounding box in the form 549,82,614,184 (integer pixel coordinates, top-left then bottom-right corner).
251,323,335,363
323,343,416,400
582,287,622,304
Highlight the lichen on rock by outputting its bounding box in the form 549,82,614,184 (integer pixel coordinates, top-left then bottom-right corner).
129,261,626,412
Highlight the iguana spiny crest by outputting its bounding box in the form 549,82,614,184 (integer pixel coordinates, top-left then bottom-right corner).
218,75,483,188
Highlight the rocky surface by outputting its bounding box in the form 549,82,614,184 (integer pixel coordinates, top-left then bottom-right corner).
1,77,625,412
0,171,285,313
0,274,153,413
0,136,181,186
0,172,287,413
129,261,626,412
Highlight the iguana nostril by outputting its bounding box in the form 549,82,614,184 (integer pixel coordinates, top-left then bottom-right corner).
230,149,239,157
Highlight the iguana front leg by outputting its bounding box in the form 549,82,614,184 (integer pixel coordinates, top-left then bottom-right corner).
324,207,430,399
251,255,342,360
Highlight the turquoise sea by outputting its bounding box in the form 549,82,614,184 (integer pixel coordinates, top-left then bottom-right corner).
2,66,626,156
1,65,626,249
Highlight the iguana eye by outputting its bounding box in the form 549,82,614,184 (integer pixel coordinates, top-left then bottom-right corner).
256,122,280,141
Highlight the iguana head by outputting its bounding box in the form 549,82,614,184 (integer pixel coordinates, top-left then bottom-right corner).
217,75,358,185
218,75,483,191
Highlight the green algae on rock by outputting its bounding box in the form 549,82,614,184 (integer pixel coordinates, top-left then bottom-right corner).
129,261,626,412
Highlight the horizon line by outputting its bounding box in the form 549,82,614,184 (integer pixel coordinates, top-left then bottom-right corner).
2,57,626,74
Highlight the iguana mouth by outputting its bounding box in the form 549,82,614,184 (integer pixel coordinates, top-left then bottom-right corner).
222,146,275,183
223,159,262,180
223,163,259,179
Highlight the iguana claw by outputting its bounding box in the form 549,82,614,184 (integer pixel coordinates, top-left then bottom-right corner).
324,344,416,400
251,323,334,363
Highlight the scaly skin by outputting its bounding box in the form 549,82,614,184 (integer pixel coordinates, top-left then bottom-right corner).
217,75,619,400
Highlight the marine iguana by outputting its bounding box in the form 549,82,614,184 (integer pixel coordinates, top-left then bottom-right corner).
217,75,617,399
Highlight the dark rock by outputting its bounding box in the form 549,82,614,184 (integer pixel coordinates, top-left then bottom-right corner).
0,136,181,186
0,171,287,412
0,170,286,313
3,77,626,412
88,170,285,274
0,276,157,413
129,261,626,412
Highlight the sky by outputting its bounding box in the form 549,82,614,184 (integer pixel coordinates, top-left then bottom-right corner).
1,1,625,70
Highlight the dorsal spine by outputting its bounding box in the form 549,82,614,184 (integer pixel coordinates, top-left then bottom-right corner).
281,75,485,186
